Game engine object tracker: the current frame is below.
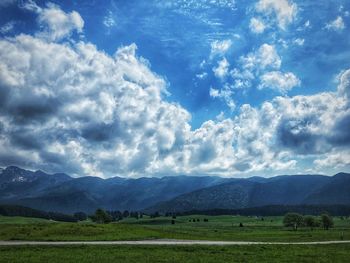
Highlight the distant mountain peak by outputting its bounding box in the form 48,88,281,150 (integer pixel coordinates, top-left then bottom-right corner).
334,172,350,178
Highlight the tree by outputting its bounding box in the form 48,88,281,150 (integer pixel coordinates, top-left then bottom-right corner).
321,214,334,230
283,213,304,230
91,209,112,224
123,210,130,218
304,215,318,230
150,212,160,218
130,212,139,219
73,212,87,221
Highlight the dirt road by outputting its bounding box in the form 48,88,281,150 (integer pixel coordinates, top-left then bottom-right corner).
1,239,350,246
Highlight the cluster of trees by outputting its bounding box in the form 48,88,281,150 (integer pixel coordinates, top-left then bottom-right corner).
283,213,334,230
188,218,209,222
173,205,350,217
88,209,143,224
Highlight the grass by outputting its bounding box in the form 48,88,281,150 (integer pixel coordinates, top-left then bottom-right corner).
0,215,349,242
0,216,50,224
1,215,349,262
0,244,350,263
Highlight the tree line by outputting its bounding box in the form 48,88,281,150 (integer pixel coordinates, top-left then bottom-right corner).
0,205,77,222
168,205,350,217
283,213,334,230
88,209,143,224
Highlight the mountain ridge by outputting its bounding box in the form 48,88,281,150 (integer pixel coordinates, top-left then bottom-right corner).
1,166,349,214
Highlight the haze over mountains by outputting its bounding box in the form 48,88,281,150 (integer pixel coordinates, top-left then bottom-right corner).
0,166,349,214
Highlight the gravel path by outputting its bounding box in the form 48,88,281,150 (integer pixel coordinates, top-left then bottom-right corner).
1,240,350,246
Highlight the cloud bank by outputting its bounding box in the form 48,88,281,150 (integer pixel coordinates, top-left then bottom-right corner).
0,3,349,177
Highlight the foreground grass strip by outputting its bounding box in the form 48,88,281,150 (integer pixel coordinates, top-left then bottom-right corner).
0,244,349,263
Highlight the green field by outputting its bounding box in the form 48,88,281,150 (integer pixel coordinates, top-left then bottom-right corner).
1,215,350,262
0,216,51,225
0,215,349,242
0,244,350,263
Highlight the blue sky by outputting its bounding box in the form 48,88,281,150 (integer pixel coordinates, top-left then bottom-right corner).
0,0,349,178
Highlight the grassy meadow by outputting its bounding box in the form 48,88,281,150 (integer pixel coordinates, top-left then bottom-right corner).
0,214,350,242
1,244,350,263
1,215,350,262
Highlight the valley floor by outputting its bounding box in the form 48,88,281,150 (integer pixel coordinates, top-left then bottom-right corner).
1,215,350,242
1,215,350,262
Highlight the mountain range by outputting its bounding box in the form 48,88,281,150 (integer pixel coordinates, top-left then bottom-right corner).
0,166,349,214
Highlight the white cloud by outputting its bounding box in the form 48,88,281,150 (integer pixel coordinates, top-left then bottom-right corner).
212,43,297,107
293,38,304,46
0,21,15,34
256,0,297,30
210,39,232,58
196,72,208,79
338,69,350,100
259,71,300,93
314,151,350,169
213,43,300,110
210,86,236,111
241,43,281,70
21,2,84,41
38,3,84,41
209,87,220,98
325,16,345,31
103,11,116,28
0,33,192,177
249,17,266,34
213,57,230,79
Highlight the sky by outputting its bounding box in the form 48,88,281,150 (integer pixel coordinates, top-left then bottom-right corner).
0,0,349,178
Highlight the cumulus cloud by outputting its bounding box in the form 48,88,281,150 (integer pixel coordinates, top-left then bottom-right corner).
22,1,84,41
213,57,230,79
209,86,236,111
325,16,345,31
314,151,350,169
0,32,192,177
249,17,266,34
211,43,299,110
256,0,297,30
236,44,300,93
259,71,300,93
338,69,350,99
241,43,281,71
210,39,232,58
